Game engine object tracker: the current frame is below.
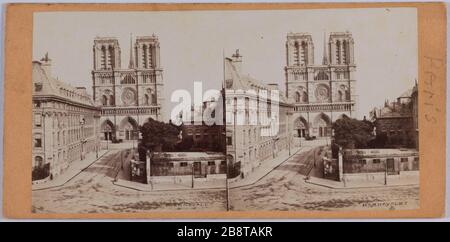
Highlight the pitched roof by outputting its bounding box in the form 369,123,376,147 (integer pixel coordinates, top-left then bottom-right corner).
224,58,288,104
399,87,413,98
32,61,95,106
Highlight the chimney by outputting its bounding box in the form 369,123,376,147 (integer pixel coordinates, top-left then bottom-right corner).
76,87,87,95
231,49,243,73
268,83,279,90
40,52,52,76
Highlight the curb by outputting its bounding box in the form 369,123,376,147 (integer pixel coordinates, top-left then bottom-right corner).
304,179,419,190
32,150,109,191
112,180,227,192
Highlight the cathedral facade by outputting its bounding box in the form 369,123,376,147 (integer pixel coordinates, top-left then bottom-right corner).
285,32,357,138
92,35,164,141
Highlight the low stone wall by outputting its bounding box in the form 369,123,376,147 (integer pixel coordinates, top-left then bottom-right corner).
343,170,419,183
149,174,226,184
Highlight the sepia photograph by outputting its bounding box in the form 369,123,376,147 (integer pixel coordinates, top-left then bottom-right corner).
30,8,419,213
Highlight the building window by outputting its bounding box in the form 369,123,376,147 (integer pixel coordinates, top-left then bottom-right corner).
414,157,419,162
34,137,42,148
359,159,366,165
35,156,44,167
180,162,188,167
34,83,43,92
372,159,381,164
208,161,215,166
401,158,408,163
151,93,157,105
102,95,108,106
34,114,42,127
109,95,115,106
34,101,41,108
144,94,149,105
227,136,232,145
121,74,136,84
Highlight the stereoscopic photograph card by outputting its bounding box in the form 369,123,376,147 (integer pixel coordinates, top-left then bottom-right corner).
2,2,447,219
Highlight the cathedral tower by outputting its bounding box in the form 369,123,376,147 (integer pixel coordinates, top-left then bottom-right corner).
285,31,357,139
92,35,164,142
134,35,161,69
93,38,121,70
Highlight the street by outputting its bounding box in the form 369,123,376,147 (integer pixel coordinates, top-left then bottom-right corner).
32,146,227,213
229,145,419,211
33,143,419,213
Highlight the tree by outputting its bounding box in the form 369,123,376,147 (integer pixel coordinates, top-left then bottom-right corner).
333,116,373,149
176,135,194,151
140,118,181,153
368,131,388,148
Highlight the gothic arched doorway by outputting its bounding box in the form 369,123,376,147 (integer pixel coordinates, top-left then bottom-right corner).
101,120,115,141
294,116,308,138
314,113,331,137
120,117,139,140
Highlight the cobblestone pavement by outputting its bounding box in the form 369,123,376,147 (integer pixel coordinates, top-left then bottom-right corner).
32,148,227,213
229,147,419,211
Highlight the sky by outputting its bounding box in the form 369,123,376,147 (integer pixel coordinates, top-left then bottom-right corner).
33,8,417,121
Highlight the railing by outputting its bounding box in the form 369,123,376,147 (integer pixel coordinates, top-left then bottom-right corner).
101,106,160,116
293,102,355,112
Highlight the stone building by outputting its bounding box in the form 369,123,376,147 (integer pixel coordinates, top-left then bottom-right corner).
32,54,101,181
285,32,357,139
370,82,418,148
225,50,293,178
331,148,419,184
149,152,226,178
181,97,226,152
91,35,164,142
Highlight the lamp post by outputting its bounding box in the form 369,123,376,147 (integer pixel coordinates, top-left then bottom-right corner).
384,160,388,185
80,117,85,160
132,130,136,150
191,163,194,188
313,148,316,168
287,112,292,156
121,149,124,170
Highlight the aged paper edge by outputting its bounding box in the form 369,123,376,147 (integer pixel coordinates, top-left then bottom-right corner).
3,2,447,219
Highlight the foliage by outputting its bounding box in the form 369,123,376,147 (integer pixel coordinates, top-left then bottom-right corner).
138,143,148,162
176,134,194,151
32,163,50,181
332,116,374,149
140,118,181,152
368,132,388,148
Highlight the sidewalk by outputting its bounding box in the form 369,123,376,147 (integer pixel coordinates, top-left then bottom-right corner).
305,171,419,189
229,145,308,188
32,149,109,191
